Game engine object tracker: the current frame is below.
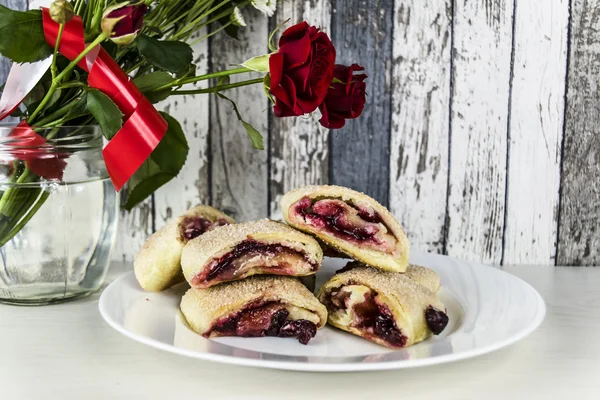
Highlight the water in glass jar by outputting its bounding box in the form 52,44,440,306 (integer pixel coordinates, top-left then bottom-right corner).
0,178,119,304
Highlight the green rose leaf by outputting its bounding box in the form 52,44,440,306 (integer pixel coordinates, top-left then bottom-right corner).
135,34,193,74
241,120,264,150
216,93,264,150
123,112,189,210
87,89,124,140
0,7,52,63
241,54,271,73
133,71,174,104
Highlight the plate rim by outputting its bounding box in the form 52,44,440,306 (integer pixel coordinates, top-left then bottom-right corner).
98,255,546,372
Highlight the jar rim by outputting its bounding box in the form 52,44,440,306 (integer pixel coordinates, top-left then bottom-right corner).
0,124,103,150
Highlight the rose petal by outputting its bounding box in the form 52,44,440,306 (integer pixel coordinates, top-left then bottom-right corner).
279,21,310,46
279,31,312,69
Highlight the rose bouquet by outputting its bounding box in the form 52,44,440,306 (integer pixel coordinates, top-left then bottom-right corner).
0,0,367,247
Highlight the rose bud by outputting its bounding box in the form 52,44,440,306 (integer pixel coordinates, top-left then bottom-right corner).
49,0,74,24
318,64,367,129
269,22,336,117
101,1,147,45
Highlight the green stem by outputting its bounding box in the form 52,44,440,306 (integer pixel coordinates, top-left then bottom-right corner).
171,0,231,40
171,78,263,95
190,21,231,45
57,82,84,90
150,67,252,93
28,33,107,124
51,24,65,80
0,191,50,247
124,59,145,74
34,104,72,127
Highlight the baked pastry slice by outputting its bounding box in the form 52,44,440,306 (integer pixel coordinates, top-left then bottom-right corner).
182,219,323,289
134,206,235,292
317,265,448,348
280,185,410,272
180,275,328,344
337,261,441,294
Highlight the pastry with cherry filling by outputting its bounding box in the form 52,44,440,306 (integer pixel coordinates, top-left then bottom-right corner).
181,219,323,289
317,264,448,348
281,185,410,272
134,205,235,292
180,275,328,344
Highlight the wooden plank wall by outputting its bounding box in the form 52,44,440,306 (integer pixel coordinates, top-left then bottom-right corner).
1,0,598,266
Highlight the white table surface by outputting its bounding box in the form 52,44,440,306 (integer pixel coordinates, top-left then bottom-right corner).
1,262,599,400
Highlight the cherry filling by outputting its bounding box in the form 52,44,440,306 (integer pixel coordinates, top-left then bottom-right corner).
192,240,317,286
329,288,407,347
292,197,396,253
425,306,449,334
210,302,317,345
180,217,230,241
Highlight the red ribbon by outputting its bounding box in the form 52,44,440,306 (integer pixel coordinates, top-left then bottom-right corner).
5,121,67,180
39,9,167,190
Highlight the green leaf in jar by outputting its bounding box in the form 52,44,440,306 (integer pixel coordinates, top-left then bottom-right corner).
86,89,124,140
135,34,193,74
0,7,52,63
133,71,175,104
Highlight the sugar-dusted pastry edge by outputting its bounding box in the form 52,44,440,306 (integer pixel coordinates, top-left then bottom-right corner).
181,219,323,284
280,185,410,272
317,265,445,347
134,205,235,292
180,275,328,336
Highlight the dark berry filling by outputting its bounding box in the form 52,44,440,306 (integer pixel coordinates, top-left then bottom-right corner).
192,240,317,286
425,306,449,335
180,217,230,241
328,287,407,348
292,197,395,252
210,302,317,345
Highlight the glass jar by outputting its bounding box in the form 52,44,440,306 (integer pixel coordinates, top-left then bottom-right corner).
0,125,118,305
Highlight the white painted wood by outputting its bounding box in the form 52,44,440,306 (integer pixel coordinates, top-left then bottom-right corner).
446,0,513,264
389,0,451,253
210,9,269,221
154,32,211,229
1,264,599,398
113,34,211,263
269,0,332,219
112,202,153,263
503,1,569,264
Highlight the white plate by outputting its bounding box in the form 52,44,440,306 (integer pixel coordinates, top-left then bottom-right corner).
99,252,545,372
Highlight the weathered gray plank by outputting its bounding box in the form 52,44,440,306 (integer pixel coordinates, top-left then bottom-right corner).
503,0,569,265
154,32,211,229
389,0,451,254
558,0,600,266
268,0,332,219
329,0,393,206
446,0,513,264
210,9,269,221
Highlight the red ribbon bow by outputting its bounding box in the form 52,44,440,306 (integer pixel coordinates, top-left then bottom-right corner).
4,9,167,191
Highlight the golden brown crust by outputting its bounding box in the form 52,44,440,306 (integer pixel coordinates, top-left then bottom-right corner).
280,185,410,272
404,264,441,293
181,219,323,286
180,275,328,336
134,205,235,292
317,265,445,347
341,261,441,293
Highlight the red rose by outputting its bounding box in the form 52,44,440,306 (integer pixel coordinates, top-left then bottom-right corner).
101,2,147,45
319,64,367,129
269,22,336,117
